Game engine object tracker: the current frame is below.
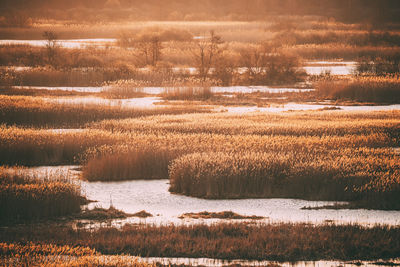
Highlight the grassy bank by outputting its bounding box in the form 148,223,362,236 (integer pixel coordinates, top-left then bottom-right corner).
2,223,400,261
0,167,84,224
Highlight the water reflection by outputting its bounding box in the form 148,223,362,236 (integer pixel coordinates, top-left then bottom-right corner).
26,166,400,226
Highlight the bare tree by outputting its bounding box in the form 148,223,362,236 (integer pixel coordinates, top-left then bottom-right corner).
134,34,162,67
240,42,304,85
193,30,224,81
43,31,58,66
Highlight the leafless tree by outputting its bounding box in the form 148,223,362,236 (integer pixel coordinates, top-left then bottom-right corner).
43,31,58,66
193,30,224,81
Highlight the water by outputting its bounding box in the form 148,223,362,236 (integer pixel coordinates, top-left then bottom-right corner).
9,86,400,112
26,166,400,227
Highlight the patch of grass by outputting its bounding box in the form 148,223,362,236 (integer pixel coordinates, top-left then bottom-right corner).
179,211,264,220
132,210,153,218
76,207,132,221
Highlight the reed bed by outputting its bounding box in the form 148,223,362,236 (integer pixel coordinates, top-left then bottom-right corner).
168,151,400,208
80,132,396,182
316,76,400,103
0,243,152,267
2,223,400,261
80,110,400,182
90,111,400,138
0,167,83,223
284,44,400,60
162,85,214,100
0,126,125,165
0,95,211,127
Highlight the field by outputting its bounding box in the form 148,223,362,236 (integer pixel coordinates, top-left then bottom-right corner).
1,1,400,266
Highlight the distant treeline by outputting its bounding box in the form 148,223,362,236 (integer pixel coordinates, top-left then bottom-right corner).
1,0,400,24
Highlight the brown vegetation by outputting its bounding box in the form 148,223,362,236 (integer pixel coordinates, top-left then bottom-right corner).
168,151,400,209
315,76,400,103
2,223,400,261
179,211,264,220
0,167,84,224
77,207,132,221
0,95,211,127
0,242,152,267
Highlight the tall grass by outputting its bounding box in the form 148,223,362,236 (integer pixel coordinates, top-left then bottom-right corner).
0,95,211,127
3,223,400,261
90,111,400,138
0,126,122,166
316,76,400,103
162,78,214,100
0,243,152,267
80,132,396,182
284,44,400,60
101,79,149,99
0,167,84,223
168,151,400,208
80,110,399,183
82,146,177,181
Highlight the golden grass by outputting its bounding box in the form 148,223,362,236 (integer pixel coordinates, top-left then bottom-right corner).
316,76,400,103
3,223,400,261
101,79,149,99
0,95,211,127
90,111,400,137
81,111,399,183
0,167,83,223
0,125,122,165
0,243,152,267
168,151,400,208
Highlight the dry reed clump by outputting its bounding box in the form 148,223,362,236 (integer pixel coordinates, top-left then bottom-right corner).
315,76,400,103
101,79,149,99
162,77,215,100
2,223,400,261
0,167,84,223
179,211,264,220
168,151,400,206
0,242,152,267
0,95,211,127
82,146,179,181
